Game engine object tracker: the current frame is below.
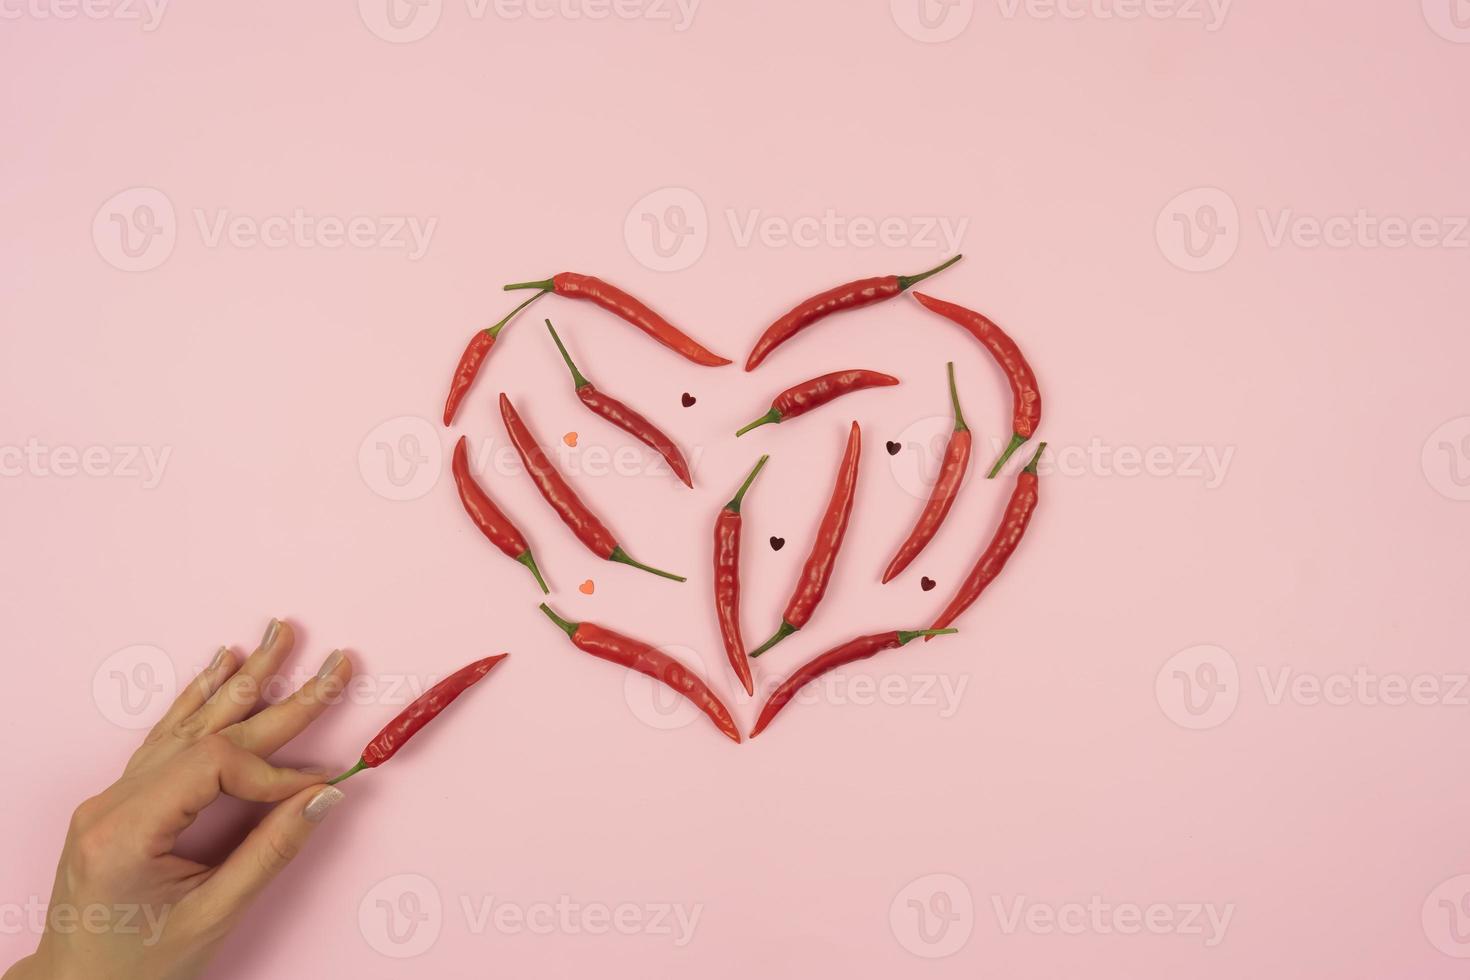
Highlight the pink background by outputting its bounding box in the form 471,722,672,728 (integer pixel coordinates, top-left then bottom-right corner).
3,1,1470,977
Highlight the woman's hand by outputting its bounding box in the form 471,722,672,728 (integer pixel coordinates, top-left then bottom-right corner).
4,619,353,980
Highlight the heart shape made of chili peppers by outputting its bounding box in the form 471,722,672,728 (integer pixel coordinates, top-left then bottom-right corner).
441,258,1044,745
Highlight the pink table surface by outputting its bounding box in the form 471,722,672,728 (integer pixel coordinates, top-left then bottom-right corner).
3,2,1469,977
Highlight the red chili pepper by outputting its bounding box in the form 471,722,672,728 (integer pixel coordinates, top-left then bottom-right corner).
736,369,899,437
744,255,962,371
749,421,862,658
500,393,685,582
442,290,548,426
451,436,549,594
504,272,730,367
545,319,693,488
748,629,956,738
329,654,508,783
881,362,972,584
927,443,1046,637
712,455,769,697
912,292,1040,478
539,604,740,743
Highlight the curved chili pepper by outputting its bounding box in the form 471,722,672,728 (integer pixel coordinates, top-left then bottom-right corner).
442,290,548,426
749,629,956,738
744,255,962,371
329,654,508,783
912,292,1040,478
928,443,1046,637
546,319,693,488
504,272,730,367
881,362,972,584
539,604,740,743
736,369,899,437
713,455,769,697
749,421,862,658
451,436,549,594
500,393,685,582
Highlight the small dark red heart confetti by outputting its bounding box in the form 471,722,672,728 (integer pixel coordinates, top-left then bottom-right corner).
681,393,696,407
886,441,901,455
921,576,936,591
769,536,785,551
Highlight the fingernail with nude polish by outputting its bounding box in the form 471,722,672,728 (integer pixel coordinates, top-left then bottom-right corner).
304,787,344,823
316,650,344,680
261,618,281,649
208,646,228,671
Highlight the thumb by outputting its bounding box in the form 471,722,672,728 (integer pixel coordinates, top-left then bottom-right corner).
198,782,345,914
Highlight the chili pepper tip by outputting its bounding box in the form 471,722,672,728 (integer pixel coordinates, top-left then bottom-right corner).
545,319,591,390
609,547,686,582
748,621,797,659
517,550,550,594
725,454,770,513
897,254,963,292
538,603,578,637
736,409,782,437
986,433,1029,479
327,758,369,786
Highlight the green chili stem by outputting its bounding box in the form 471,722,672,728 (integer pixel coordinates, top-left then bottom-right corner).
725,455,770,513
1023,441,1047,475
545,319,591,390
736,409,782,437
610,547,686,582
986,433,1028,479
897,254,963,292
504,277,555,292
748,621,797,659
327,759,367,786
488,290,549,339
946,361,968,432
517,550,550,594
897,628,958,645
539,603,578,637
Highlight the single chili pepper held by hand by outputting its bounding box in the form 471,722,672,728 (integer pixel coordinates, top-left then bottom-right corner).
546,319,693,488
443,290,549,426
927,442,1046,638
736,369,899,436
881,362,973,584
749,422,862,658
749,629,956,738
713,455,769,697
451,436,549,593
500,393,685,582
744,255,962,371
329,654,508,784
912,292,1040,478
539,604,741,743
504,272,730,367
